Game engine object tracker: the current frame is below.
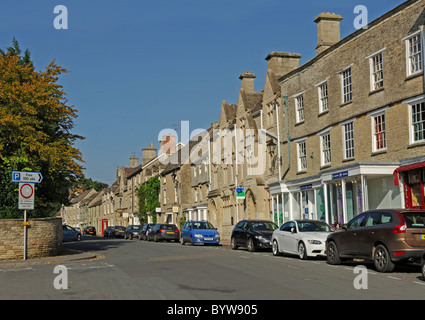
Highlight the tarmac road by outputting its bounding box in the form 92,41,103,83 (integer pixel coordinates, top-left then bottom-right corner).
0,235,424,300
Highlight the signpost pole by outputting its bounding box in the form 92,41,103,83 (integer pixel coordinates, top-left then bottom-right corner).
23,209,27,260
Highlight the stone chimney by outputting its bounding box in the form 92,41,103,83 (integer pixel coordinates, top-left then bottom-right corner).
265,52,302,76
129,156,138,168
142,143,157,166
160,135,176,155
239,72,256,92
314,12,343,55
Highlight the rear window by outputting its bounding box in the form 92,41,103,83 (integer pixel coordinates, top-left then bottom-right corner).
161,225,177,230
402,212,425,228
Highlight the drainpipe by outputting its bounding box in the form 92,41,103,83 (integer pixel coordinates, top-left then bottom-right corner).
275,101,282,179
281,95,291,181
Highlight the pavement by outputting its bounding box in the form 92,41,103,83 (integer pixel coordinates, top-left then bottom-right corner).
0,247,97,269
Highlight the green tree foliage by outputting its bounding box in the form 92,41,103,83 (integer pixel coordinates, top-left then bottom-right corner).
0,39,84,218
76,177,108,192
137,177,160,224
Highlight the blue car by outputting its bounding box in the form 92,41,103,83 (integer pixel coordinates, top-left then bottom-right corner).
180,221,220,245
62,225,81,242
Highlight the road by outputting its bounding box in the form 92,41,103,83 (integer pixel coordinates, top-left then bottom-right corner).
0,236,424,301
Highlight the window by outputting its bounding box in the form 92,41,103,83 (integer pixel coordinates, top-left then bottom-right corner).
341,67,353,103
411,101,425,143
347,213,365,229
370,52,384,90
295,95,305,123
318,82,329,113
406,33,422,76
297,140,307,171
320,132,331,166
372,112,387,152
343,121,355,159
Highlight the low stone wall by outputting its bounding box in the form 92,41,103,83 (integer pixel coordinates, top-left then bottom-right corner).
0,217,63,261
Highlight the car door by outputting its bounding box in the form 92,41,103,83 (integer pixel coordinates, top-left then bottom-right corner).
338,213,367,257
181,222,189,241
281,221,298,254
232,221,245,246
62,225,70,241
356,211,382,258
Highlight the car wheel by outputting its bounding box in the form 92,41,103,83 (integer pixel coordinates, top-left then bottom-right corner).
231,237,238,250
247,238,256,252
272,240,280,256
298,242,308,260
374,244,395,273
327,241,341,265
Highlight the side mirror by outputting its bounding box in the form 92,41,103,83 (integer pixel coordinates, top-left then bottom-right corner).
342,224,348,230
290,227,296,234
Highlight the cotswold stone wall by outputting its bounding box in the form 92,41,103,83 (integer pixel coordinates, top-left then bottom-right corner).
0,217,62,261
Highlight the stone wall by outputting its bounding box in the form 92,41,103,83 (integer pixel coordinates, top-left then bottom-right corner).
0,217,63,261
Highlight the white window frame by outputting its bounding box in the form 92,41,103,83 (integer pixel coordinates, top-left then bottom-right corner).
341,120,355,159
408,99,425,144
404,30,423,77
294,93,305,123
296,139,307,172
341,67,353,104
318,81,329,113
369,108,387,152
367,49,385,91
319,131,331,166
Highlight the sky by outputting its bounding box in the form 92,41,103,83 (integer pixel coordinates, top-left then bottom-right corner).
0,0,406,185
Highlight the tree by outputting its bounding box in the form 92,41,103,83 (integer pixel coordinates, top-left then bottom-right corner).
0,39,85,218
76,177,108,192
137,177,160,224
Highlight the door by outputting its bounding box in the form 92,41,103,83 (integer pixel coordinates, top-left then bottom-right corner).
181,222,190,241
276,221,298,254
338,213,366,256
102,219,108,236
356,212,382,258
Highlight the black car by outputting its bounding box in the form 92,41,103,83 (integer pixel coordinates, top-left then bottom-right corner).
103,226,114,238
83,226,96,236
140,223,157,241
112,226,126,238
231,220,278,252
124,225,143,239
148,224,180,242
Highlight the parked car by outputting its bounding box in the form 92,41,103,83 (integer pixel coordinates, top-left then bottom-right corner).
112,226,126,238
272,220,334,259
148,224,180,242
326,209,425,273
422,250,425,280
103,226,114,238
124,225,143,239
140,223,157,241
63,225,81,242
231,220,278,252
83,226,96,236
180,221,220,245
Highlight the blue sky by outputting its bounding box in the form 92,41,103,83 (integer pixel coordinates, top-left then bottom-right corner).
0,0,405,185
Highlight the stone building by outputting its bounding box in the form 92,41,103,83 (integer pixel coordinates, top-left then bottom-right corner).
269,0,425,228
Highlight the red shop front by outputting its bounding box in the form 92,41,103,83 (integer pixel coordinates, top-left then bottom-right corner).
394,163,425,209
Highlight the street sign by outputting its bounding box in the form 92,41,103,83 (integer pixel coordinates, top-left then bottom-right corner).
12,171,43,183
236,187,245,199
18,183,34,210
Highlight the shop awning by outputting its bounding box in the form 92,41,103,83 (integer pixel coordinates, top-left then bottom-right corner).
393,161,425,186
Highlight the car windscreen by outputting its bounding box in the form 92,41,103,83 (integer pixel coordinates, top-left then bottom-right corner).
116,226,125,230
402,212,425,228
192,222,215,229
131,226,142,230
298,221,334,232
250,222,278,231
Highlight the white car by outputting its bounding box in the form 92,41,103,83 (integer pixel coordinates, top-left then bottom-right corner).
272,220,334,260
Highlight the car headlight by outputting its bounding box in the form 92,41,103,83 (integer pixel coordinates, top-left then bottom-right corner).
215,234,220,238
307,240,322,245
194,234,203,238
255,235,268,241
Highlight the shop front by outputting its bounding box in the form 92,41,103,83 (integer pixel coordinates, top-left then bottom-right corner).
270,162,402,228
394,158,425,209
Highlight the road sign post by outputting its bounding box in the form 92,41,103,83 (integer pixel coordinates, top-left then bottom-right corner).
12,172,42,260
